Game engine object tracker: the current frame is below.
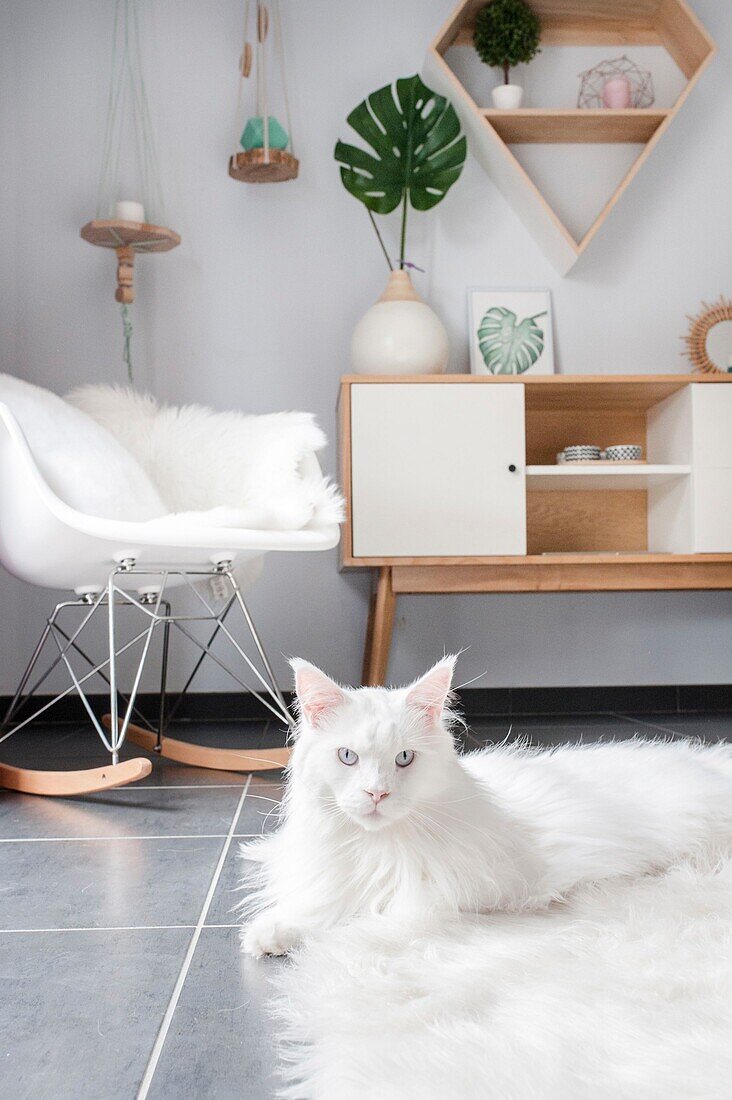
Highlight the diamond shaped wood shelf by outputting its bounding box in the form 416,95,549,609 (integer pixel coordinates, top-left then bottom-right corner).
423,0,716,274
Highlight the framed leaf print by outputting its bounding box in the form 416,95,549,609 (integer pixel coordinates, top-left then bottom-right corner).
469,289,554,376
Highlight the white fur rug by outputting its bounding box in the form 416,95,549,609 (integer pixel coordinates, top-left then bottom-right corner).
272,854,732,1099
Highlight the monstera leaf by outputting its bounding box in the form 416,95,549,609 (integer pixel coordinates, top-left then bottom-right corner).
478,307,547,375
334,74,467,215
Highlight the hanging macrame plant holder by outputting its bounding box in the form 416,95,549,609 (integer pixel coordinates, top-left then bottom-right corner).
80,0,180,380
229,0,299,183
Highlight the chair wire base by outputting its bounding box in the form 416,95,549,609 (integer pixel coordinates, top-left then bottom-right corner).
0,560,294,765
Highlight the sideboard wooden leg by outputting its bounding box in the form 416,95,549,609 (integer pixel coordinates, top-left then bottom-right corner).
362,567,396,687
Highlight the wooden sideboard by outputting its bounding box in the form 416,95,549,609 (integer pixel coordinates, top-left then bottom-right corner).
338,374,732,685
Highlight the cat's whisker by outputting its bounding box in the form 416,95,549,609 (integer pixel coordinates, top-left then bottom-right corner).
408,807,458,846
413,802,505,852
453,669,488,691
258,804,286,833
419,794,483,806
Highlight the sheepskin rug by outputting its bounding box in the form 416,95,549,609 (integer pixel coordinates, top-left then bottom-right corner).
273,853,732,1099
67,384,344,531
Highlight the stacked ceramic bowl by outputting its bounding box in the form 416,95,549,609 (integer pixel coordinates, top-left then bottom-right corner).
562,445,602,462
558,444,643,463
605,445,642,461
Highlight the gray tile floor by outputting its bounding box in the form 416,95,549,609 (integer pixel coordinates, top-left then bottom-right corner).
1,712,730,1099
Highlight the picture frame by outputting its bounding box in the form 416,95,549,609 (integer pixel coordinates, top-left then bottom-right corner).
468,288,555,376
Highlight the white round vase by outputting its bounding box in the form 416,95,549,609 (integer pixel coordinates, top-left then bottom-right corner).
491,83,523,109
351,270,449,376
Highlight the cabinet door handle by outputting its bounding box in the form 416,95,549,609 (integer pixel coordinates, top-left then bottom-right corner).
508,463,517,473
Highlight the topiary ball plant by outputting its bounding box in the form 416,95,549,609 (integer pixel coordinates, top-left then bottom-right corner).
474,0,541,86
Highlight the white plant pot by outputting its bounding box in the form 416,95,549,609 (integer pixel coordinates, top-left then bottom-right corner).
351,270,449,376
491,84,524,109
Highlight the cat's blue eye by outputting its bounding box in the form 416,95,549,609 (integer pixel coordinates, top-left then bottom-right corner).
338,747,359,766
395,749,415,768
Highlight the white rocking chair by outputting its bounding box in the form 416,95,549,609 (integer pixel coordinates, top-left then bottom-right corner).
0,397,339,796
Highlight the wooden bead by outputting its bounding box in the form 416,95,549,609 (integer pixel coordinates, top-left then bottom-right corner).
241,42,252,77
257,3,268,42
115,245,135,304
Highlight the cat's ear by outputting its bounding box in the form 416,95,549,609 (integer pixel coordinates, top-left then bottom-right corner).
291,659,345,728
406,656,456,724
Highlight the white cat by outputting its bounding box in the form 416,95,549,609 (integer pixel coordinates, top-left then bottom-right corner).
242,657,732,957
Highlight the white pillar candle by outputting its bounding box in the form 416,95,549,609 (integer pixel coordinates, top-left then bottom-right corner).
115,200,145,223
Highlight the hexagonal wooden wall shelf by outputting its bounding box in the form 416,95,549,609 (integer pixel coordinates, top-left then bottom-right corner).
423,1,716,274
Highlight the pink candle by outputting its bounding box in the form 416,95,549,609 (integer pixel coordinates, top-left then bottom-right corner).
603,76,631,109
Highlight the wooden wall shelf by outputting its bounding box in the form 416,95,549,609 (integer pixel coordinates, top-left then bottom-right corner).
423,0,716,273
481,109,670,144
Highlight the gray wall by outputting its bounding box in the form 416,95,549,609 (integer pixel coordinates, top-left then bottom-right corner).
1,0,731,694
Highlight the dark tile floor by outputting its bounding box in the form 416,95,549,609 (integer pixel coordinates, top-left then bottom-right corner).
1,713,729,1098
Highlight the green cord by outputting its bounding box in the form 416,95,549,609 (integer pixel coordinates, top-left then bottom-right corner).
96,0,166,223
121,303,133,382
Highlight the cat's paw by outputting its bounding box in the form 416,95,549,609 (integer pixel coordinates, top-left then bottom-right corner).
242,913,302,957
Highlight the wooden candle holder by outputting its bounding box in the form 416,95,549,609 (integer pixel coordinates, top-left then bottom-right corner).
80,219,180,303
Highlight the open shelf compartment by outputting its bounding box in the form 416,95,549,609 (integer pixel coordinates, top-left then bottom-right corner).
524,377,697,555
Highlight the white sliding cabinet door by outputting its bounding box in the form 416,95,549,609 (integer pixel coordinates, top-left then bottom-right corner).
350,383,526,557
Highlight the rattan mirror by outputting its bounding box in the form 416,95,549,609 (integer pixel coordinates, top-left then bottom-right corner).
683,297,732,374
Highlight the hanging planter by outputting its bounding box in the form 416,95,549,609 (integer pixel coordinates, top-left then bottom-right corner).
229,1,299,183
80,0,180,380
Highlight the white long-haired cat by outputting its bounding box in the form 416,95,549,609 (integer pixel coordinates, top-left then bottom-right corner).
242,657,732,957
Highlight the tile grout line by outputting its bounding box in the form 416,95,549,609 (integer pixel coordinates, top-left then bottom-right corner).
0,832,274,844
114,784,247,789
1,925,198,933
1,923,246,933
612,712,682,736
0,834,231,843
135,775,252,1100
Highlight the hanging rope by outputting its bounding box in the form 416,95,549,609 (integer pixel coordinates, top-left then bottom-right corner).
236,0,252,135
96,0,166,224
129,0,166,223
272,0,294,154
257,2,269,162
91,0,176,385
96,1,125,218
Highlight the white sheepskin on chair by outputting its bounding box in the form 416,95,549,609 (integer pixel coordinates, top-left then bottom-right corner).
67,385,344,531
0,374,166,520
273,852,732,1099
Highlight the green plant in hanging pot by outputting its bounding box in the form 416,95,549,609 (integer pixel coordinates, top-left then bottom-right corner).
474,0,541,110
334,73,466,375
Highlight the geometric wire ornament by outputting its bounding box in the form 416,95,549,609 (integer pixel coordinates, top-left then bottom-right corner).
578,56,655,109
682,296,732,375
0,559,293,779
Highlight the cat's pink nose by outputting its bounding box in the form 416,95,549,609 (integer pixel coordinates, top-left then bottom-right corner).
365,790,390,804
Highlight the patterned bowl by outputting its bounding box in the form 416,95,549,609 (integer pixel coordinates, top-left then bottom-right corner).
563,445,602,462
605,445,642,462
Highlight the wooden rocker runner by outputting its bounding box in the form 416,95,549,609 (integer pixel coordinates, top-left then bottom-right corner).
102,715,290,772
0,758,152,797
